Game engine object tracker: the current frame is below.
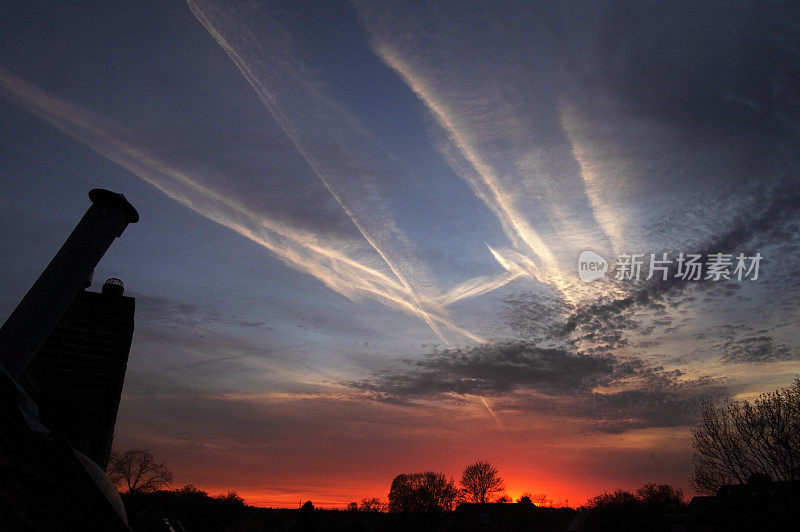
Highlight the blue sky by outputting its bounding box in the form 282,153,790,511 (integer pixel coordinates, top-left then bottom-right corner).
2,0,800,506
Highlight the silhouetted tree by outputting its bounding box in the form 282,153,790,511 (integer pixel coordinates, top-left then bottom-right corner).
107,448,173,494
583,489,641,532
586,489,639,511
690,378,800,494
301,500,314,512
459,461,505,503
346,502,359,511
496,494,512,503
388,474,414,512
516,493,533,505
635,483,684,513
586,484,683,512
388,471,459,512
121,484,245,531
531,493,548,506
359,497,387,512
583,484,685,531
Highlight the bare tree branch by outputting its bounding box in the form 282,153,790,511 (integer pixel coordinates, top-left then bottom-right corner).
107,448,174,494
690,378,800,494
459,461,505,503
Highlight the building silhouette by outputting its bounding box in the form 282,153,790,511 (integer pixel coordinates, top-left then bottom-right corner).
21,278,135,469
0,189,137,530
668,479,800,531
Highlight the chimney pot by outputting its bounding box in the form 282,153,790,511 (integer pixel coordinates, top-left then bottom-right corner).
102,278,124,296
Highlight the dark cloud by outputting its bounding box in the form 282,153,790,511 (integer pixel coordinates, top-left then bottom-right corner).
639,326,655,336
355,342,614,400
500,291,572,342
485,176,800,432
561,187,800,349
561,376,725,433
352,341,726,432
721,335,799,364
562,294,640,350
636,340,660,348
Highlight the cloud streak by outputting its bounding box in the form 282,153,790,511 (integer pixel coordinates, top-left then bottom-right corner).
354,1,622,304
186,0,463,343
375,47,558,269
0,66,483,342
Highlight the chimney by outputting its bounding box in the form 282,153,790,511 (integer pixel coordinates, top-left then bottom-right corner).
0,189,138,379
102,277,125,297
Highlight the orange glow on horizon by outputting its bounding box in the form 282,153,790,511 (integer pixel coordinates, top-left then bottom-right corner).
182,474,652,510
150,410,698,511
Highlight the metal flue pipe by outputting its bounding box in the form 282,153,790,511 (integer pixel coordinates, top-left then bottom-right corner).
0,189,138,379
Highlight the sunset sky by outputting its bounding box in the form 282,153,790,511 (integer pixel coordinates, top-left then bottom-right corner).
2,0,800,508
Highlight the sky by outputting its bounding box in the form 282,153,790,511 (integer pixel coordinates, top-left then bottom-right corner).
1,0,800,508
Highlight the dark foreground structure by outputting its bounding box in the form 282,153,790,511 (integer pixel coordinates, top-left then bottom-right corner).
0,189,138,531
448,503,573,531
102,480,800,532
668,479,800,532
121,494,577,532
21,278,135,470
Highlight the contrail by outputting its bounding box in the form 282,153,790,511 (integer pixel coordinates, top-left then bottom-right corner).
186,0,456,344
559,101,625,256
375,46,556,269
0,67,390,299
486,244,586,307
479,395,505,431
0,66,482,339
367,37,610,303
373,46,591,305
437,270,524,307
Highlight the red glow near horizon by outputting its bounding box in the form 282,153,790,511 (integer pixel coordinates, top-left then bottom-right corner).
183,470,692,510
122,400,699,512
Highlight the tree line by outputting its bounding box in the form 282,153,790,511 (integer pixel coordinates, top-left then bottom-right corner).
108,378,800,510
341,378,800,512
384,460,505,512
